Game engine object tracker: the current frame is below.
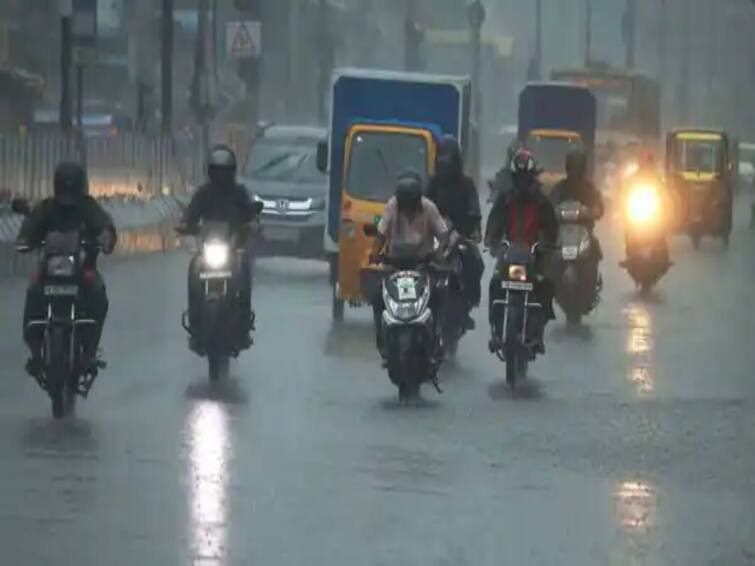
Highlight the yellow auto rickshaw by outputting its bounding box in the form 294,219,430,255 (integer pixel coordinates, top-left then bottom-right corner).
665,129,734,248
525,128,584,195
330,122,437,321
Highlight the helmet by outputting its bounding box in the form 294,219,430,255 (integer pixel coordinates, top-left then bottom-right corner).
207,144,237,188
638,148,655,170
395,170,424,215
506,140,524,162
509,148,538,195
53,162,87,207
435,135,462,179
565,148,588,179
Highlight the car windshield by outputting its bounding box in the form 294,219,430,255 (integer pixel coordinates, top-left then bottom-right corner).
244,138,324,184
346,131,429,202
674,139,724,174
528,135,582,173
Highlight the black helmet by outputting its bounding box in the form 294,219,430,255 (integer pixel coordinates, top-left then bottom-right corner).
395,170,423,214
435,134,462,179
565,148,588,179
54,162,87,207
207,144,237,188
509,148,538,196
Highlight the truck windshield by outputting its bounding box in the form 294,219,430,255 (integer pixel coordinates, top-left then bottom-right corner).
674,139,724,174
527,135,582,173
346,131,429,202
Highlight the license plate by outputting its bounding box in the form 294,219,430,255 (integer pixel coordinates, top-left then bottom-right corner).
264,226,298,242
562,246,579,260
501,281,534,292
44,285,79,296
199,271,232,280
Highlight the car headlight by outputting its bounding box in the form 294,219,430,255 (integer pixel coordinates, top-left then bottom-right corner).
309,197,326,211
47,255,76,277
626,184,659,224
508,264,527,281
203,241,230,269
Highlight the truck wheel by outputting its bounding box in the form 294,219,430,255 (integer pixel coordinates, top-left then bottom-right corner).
332,284,344,323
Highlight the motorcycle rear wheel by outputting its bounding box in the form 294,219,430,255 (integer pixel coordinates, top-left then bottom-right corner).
47,327,70,419
208,353,229,384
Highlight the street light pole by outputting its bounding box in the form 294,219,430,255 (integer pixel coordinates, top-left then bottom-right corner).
468,1,485,186
59,0,73,131
534,0,542,79
625,0,636,69
585,0,592,67
161,0,174,134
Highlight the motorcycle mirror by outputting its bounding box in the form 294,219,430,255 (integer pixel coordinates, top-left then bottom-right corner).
253,201,264,215
11,198,30,216
363,223,378,237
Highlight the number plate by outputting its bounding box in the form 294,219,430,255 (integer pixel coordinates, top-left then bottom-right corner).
264,226,299,242
199,271,232,280
501,280,534,292
562,246,579,260
44,285,79,296
397,276,417,300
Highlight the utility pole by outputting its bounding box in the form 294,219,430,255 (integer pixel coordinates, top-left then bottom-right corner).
530,0,542,80
624,0,636,69
584,0,592,67
468,1,485,186
191,0,210,151
60,0,73,131
678,0,691,123
404,0,423,72
316,0,333,125
161,0,174,134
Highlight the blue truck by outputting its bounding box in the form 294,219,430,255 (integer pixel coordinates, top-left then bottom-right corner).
316,68,471,321
518,82,597,189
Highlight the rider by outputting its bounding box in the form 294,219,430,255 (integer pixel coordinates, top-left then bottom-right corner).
370,170,449,358
425,134,483,328
485,149,558,352
177,145,259,349
550,148,605,298
621,148,673,267
16,162,117,376
488,140,523,200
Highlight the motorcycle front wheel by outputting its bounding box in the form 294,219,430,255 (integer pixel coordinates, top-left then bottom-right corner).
46,327,71,419
208,352,229,384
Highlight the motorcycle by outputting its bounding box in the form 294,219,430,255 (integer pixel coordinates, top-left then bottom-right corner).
489,240,544,388
13,199,105,419
554,200,600,326
621,181,671,293
439,228,476,360
180,217,259,383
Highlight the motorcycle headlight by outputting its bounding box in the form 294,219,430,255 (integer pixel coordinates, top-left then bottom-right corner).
47,255,76,277
626,184,659,224
508,264,527,281
203,241,230,269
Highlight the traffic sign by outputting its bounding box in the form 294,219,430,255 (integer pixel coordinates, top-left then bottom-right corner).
226,21,261,59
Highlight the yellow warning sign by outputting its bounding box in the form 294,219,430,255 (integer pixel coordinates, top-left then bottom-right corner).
226,21,261,59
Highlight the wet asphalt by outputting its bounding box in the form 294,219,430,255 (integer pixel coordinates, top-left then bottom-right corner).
1,199,755,566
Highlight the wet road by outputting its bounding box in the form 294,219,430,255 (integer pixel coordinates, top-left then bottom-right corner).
2,203,755,565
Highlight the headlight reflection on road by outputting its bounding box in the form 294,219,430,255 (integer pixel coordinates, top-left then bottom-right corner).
187,402,231,565
614,480,657,531
624,305,655,394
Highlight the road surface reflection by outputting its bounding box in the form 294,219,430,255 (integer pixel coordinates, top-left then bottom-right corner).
187,402,231,566
614,479,658,532
624,304,655,394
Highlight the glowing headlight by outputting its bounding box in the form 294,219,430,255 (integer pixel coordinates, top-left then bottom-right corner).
508,264,528,281
203,241,230,269
627,184,659,224
47,255,76,277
